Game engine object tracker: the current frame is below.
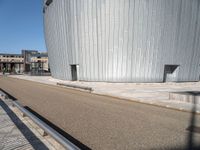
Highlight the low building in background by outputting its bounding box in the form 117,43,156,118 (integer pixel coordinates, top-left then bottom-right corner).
30,52,50,75
22,50,50,75
0,50,50,75
22,50,38,73
0,53,24,73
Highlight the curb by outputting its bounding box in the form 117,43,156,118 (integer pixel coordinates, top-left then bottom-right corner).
6,76,200,115
57,82,93,92
91,92,200,115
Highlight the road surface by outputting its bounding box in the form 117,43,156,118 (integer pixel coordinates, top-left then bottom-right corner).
0,76,200,150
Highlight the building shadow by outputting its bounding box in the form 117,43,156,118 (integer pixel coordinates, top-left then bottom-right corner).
0,100,49,150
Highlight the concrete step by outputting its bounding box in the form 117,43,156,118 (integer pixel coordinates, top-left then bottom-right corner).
169,92,200,105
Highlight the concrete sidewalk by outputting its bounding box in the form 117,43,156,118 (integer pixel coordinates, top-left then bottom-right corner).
8,75,200,113
0,91,65,150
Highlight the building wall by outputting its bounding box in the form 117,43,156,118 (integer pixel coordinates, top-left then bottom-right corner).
31,57,49,71
0,54,24,73
44,0,200,82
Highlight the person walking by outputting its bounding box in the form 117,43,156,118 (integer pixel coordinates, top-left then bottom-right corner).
3,67,6,75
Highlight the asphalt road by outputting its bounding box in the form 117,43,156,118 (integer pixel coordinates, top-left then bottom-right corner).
0,76,200,150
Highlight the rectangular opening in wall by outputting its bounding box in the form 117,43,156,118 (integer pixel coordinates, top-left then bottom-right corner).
70,64,78,81
163,65,180,82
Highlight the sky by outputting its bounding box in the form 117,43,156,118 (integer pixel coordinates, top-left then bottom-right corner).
0,0,46,54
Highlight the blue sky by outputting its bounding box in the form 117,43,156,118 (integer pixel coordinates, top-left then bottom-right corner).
0,0,46,54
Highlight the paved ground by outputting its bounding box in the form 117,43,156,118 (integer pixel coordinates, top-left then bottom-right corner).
0,92,65,150
1,76,200,149
9,75,200,113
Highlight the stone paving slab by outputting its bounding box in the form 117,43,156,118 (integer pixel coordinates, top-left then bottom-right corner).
0,93,66,150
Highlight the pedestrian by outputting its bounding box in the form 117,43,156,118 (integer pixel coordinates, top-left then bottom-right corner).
3,67,6,75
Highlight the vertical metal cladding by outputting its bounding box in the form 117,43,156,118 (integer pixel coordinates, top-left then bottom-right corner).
44,0,200,82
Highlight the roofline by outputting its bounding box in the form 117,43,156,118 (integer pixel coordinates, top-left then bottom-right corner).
0,53,22,56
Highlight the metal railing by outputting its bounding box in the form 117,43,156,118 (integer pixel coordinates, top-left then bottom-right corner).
12,100,80,150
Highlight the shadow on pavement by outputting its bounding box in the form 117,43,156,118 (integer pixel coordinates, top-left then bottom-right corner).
25,106,92,150
0,88,17,100
0,100,49,150
150,91,200,150
186,92,200,150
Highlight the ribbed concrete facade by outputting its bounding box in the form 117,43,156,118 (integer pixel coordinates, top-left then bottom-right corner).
44,0,200,82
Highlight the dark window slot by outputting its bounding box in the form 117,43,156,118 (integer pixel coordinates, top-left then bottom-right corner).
46,0,53,6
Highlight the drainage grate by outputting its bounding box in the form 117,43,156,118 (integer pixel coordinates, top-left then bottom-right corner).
186,126,200,134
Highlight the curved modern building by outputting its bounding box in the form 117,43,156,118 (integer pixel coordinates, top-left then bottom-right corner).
44,0,200,82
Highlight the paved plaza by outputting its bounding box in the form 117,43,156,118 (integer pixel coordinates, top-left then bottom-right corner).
1,76,200,149
8,75,200,113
